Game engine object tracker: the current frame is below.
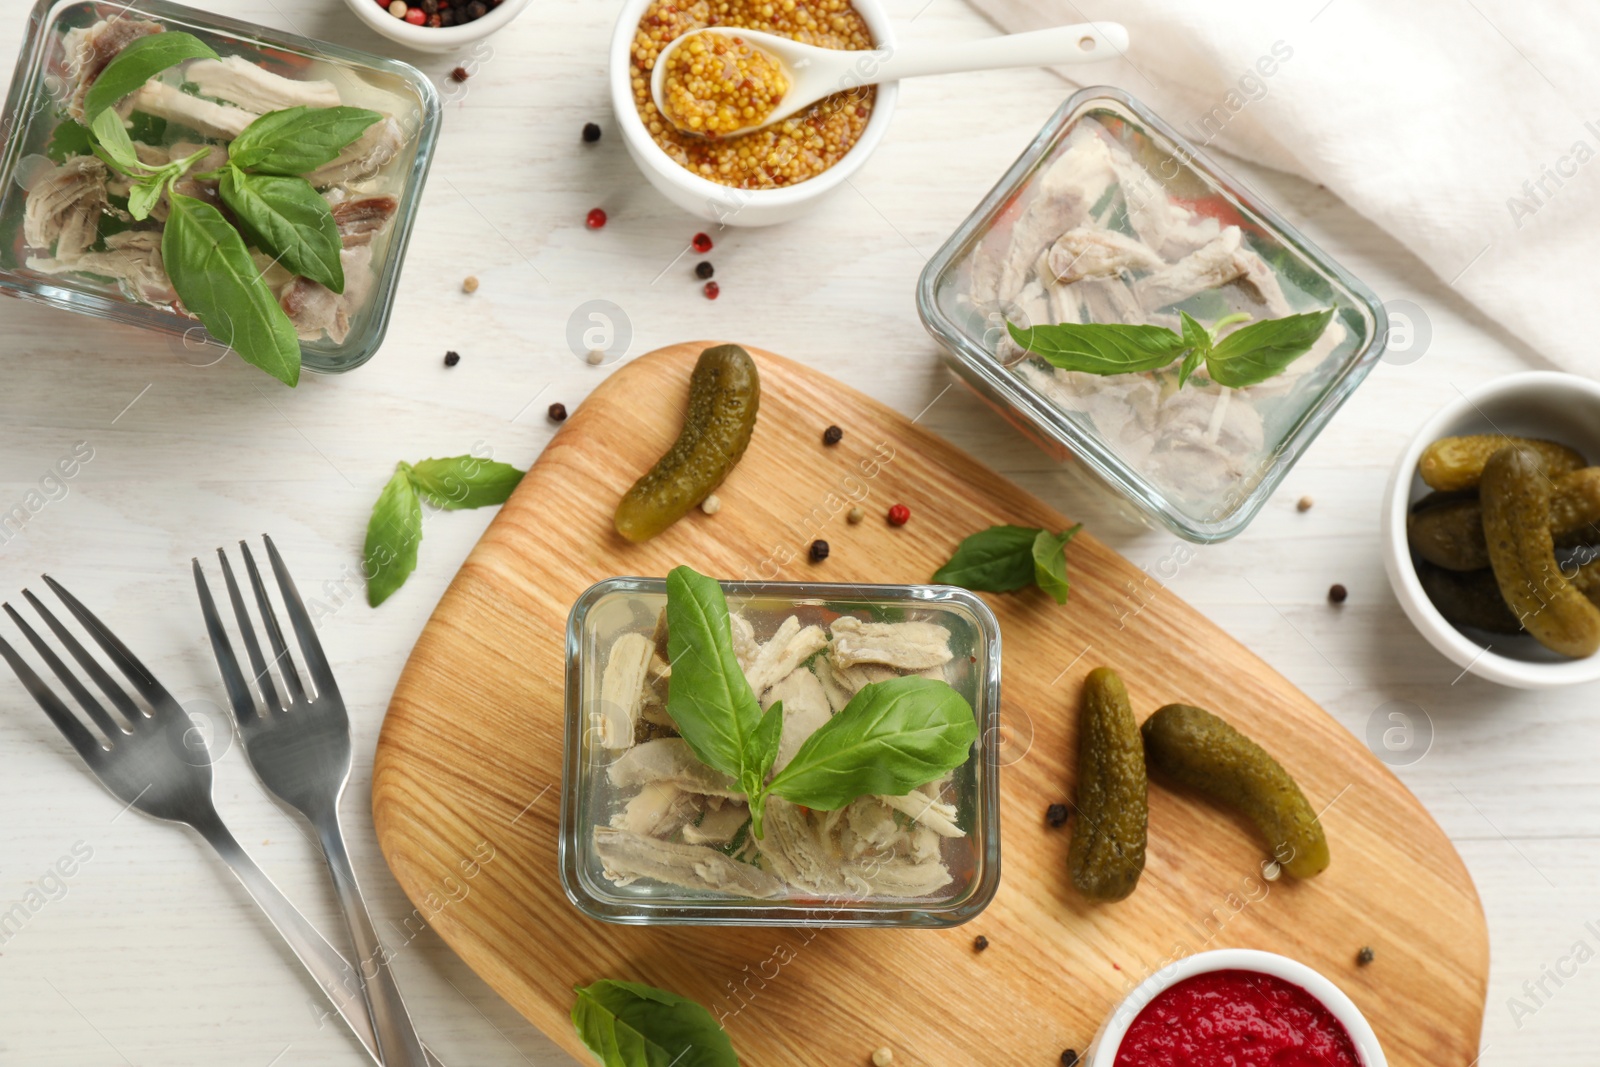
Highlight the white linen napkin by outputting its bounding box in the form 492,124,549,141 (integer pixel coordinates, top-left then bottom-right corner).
963,0,1600,376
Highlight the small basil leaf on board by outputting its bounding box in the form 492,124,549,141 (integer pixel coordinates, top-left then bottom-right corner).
1006,319,1186,376
1205,308,1334,389
664,567,767,796
161,193,301,386
82,32,219,120
764,676,978,811
571,980,740,1067
364,465,423,607
1031,525,1082,605
89,108,142,173
1176,311,1210,387
219,166,345,292
408,456,525,510
931,524,1040,592
229,106,383,176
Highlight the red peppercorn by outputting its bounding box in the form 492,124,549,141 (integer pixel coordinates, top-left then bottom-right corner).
887,504,910,526
703,281,720,300
691,232,713,253
586,208,607,229
403,6,426,24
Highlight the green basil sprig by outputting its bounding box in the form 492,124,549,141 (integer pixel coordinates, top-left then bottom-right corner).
1007,307,1333,390
219,166,345,292
81,31,218,119
364,456,526,606
664,566,977,837
572,980,739,1067
932,523,1083,605
227,105,382,176
87,108,210,222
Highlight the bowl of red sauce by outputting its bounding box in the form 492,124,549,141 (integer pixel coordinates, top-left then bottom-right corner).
1088,949,1385,1067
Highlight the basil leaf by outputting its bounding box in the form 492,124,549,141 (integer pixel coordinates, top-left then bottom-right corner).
126,175,167,222
408,456,525,510
364,465,423,607
764,676,977,811
571,980,739,1067
664,567,767,797
1176,311,1210,387
1205,308,1334,389
931,524,1040,592
82,32,218,120
1006,319,1186,375
751,700,785,783
47,121,93,163
89,108,141,174
229,106,383,176
1031,525,1082,605
162,194,301,386
219,166,345,292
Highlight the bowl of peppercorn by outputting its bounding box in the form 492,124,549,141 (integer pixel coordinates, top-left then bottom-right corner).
343,0,534,53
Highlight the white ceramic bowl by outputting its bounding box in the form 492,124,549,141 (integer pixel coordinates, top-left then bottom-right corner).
1086,948,1386,1066
608,0,898,227
1381,371,1600,690
342,0,534,54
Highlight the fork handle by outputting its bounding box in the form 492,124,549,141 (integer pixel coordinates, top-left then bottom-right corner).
191,813,448,1067
316,813,432,1067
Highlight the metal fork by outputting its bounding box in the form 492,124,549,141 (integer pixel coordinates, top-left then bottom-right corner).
194,537,430,1067
0,576,440,1066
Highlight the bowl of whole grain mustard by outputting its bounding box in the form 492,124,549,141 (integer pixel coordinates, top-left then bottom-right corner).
609,0,897,226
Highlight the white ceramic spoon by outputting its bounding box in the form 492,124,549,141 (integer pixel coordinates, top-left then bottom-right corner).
651,21,1130,136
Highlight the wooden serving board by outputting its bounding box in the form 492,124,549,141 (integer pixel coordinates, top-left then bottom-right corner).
373,343,1487,1066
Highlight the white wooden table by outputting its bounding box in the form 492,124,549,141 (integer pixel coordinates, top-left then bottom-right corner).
0,1,1591,1063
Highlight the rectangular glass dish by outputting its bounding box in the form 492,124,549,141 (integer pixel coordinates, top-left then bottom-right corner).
0,0,440,375
917,87,1388,543
560,577,1002,927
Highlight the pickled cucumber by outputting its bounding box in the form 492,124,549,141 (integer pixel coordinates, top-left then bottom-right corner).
1418,434,1584,492
1415,561,1523,634
1142,703,1330,879
614,344,761,542
1409,470,1600,571
1068,667,1147,902
1481,447,1600,658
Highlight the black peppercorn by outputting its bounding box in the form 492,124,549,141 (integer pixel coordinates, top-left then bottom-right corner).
695,260,714,279
1329,583,1348,604
1060,1051,1079,1067
443,350,461,367
1357,946,1374,966
822,424,843,446
582,122,602,143
1046,803,1069,828
450,66,470,83
972,935,989,952
466,0,488,19
438,8,455,25
548,402,568,422
809,540,829,563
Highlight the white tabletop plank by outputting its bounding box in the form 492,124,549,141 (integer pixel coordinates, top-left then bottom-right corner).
0,1,1592,1064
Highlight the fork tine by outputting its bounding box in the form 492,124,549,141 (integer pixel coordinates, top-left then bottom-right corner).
193,560,259,725
40,575,177,716
0,618,104,764
8,598,131,739
217,548,284,713
239,541,306,706
262,535,337,699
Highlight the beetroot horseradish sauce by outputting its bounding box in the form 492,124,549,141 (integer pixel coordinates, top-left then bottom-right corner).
1114,969,1362,1067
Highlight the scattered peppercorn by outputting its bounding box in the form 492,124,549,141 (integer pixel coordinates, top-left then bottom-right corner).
547,402,567,422
462,275,479,293
695,260,715,279
1329,583,1348,604
466,0,488,18
972,935,989,952
1060,1051,1080,1067
1046,803,1070,828
449,65,469,82
582,122,602,143
809,539,829,563
847,507,864,524
871,1049,893,1067
692,232,713,253
586,207,607,229
703,281,720,300
1297,495,1314,512
822,425,843,446
1357,946,1375,966
403,6,427,24
701,494,722,515
585,349,605,366
443,350,460,367
887,503,910,526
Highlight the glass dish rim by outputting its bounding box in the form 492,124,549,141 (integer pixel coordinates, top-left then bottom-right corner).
0,0,443,376
559,575,1004,928
915,84,1390,544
